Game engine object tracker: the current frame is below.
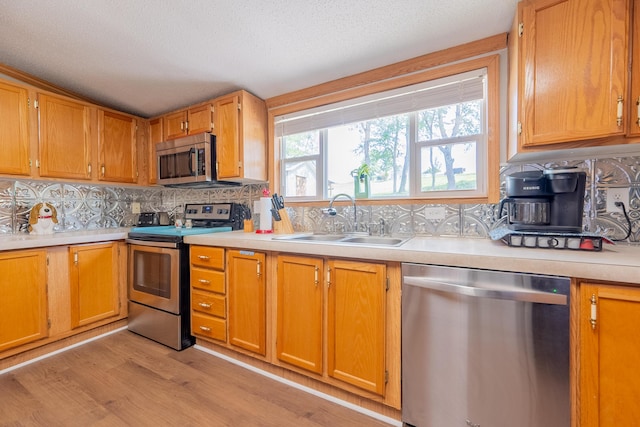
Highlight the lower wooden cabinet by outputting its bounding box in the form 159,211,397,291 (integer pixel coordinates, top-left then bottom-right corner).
69,242,119,328
276,254,387,395
227,249,266,355
0,249,48,352
276,255,324,373
327,259,386,395
190,246,227,342
578,281,640,426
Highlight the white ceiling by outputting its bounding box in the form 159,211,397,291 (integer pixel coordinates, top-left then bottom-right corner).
0,0,517,118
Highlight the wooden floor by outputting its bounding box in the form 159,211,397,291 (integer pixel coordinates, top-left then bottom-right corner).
0,331,393,426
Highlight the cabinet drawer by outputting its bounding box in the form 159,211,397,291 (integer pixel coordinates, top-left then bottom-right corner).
192,312,226,342
192,289,225,318
191,267,225,293
190,246,225,270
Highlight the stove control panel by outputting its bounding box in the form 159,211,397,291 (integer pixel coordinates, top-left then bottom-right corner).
184,203,234,221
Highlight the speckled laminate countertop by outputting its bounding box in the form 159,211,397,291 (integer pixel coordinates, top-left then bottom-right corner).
185,230,640,284
1,228,637,284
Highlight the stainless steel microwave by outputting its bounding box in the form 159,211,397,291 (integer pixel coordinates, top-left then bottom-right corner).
156,132,216,186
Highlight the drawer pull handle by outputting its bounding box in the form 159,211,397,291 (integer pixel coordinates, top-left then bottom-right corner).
199,326,211,332
199,279,211,285
198,255,210,260
198,302,212,309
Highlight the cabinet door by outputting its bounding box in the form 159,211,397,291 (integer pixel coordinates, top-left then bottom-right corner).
214,94,241,179
164,109,188,140
69,243,119,328
148,117,163,184
0,81,30,176
579,282,640,426
276,255,323,373
327,259,386,395
38,93,91,179
227,249,266,355
519,0,628,146
187,103,213,135
98,109,137,183
0,250,48,352
629,1,640,137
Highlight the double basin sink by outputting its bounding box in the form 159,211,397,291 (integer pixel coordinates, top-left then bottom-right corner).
272,233,411,247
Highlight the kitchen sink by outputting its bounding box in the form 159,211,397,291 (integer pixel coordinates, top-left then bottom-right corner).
272,234,411,246
340,236,408,246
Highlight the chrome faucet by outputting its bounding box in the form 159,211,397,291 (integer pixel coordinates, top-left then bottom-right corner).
323,193,358,233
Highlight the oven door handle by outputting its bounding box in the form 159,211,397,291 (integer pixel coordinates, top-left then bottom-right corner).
126,238,179,249
403,276,567,305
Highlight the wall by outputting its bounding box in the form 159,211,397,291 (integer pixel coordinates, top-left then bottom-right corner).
1,155,637,245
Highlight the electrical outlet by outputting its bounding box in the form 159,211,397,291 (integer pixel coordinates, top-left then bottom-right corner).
606,187,630,213
424,206,446,220
131,202,141,214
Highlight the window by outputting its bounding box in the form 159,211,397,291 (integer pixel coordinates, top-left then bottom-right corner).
276,66,494,202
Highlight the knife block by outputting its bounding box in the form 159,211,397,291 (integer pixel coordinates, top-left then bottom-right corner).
273,209,294,234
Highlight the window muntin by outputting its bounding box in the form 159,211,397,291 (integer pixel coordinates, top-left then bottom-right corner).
276,69,487,201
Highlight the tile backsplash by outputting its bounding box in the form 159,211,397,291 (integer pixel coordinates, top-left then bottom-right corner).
1,156,638,245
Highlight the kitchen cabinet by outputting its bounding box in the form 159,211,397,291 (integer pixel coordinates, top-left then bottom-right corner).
69,242,119,328
0,80,31,176
97,109,137,183
578,280,640,426
190,246,227,342
164,103,213,140
37,93,92,180
213,90,267,182
0,249,48,352
629,0,640,137
227,249,266,355
276,255,324,373
148,117,162,184
327,259,386,395
275,255,387,395
509,0,629,156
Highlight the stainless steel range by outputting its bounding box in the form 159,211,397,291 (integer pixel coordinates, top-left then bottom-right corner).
126,202,247,350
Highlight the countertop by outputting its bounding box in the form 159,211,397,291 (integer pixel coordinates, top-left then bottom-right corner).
185,231,640,284
1,228,637,284
0,228,130,251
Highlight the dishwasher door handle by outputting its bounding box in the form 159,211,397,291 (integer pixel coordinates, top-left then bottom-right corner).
403,276,567,305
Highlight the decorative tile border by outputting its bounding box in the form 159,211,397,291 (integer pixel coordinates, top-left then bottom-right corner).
1,155,638,245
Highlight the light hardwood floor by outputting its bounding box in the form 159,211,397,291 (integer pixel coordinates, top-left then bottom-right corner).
0,331,393,426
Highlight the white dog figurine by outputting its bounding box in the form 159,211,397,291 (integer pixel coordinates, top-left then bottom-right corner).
28,202,59,234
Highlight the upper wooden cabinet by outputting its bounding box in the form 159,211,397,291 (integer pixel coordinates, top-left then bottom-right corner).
0,81,30,176
509,0,630,156
98,109,137,183
0,249,48,352
164,103,214,140
578,280,640,426
37,93,92,180
214,90,267,182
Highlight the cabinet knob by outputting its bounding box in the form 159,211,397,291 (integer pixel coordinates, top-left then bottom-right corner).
198,279,211,285
198,255,210,260
199,302,212,309
199,325,211,332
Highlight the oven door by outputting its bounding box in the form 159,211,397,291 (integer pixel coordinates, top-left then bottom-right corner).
128,241,180,314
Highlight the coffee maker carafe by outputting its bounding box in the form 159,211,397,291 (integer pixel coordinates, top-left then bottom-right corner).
500,167,586,233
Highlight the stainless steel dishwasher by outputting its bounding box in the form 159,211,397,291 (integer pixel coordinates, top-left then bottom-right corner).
401,263,570,427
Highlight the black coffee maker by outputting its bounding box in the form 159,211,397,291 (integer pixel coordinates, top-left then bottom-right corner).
499,167,586,233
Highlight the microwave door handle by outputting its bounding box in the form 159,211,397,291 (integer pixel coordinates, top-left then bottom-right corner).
403,277,567,305
188,148,195,176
